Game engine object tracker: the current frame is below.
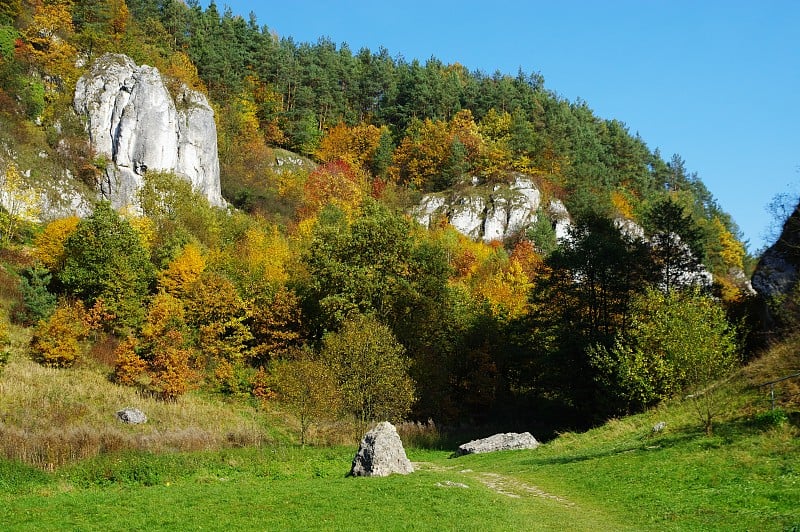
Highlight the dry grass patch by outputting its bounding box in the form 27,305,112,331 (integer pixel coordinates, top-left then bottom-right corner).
0,357,272,469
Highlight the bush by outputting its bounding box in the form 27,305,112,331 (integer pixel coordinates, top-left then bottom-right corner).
29,300,90,368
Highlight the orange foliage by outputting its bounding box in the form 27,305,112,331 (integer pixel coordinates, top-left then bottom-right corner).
315,122,385,168
113,337,147,386
299,159,366,220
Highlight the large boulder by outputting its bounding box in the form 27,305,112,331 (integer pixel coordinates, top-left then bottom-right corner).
350,421,414,477
73,53,224,209
455,432,539,456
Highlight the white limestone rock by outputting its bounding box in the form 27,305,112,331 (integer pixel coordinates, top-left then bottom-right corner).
74,53,223,209
350,421,414,477
413,174,547,243
455,432,540,456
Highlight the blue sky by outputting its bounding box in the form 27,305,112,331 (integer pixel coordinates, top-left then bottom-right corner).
205,0,799,252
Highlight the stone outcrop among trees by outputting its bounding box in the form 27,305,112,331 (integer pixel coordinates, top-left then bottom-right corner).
350,421,414,477
74,53,224,209
455,432,540,456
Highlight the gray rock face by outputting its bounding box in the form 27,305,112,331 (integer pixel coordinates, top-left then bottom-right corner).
413,174,570,243
116,407,147,424
350,421,414,477
74,53,223,209
455,432,539,456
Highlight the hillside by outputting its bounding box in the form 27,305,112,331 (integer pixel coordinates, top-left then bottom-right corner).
0,0,789,459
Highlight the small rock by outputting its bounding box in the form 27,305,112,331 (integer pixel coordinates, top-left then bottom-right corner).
350,421,414,477
116,407,147,424
652,421,667,433
436,481,469,489
455,432,539,456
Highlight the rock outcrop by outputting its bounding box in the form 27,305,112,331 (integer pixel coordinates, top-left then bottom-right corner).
454,432,539,456
74,53,224,209
752,204,800,325
350,421,414,477
413,174,570,243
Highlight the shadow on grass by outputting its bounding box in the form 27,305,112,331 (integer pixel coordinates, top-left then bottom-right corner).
514,411,798,467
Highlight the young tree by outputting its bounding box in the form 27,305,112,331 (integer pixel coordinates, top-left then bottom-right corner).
643,195,706,293
1,161,40,248
318,314,415,437
270,356,341,446
59,202,155,331
591,288,740,432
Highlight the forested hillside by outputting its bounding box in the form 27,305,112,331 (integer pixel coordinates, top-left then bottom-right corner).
0,0,757,437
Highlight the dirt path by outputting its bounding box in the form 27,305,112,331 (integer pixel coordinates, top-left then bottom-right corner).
413,462,575,506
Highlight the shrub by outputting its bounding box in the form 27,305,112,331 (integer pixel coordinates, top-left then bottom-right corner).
29,300,90,368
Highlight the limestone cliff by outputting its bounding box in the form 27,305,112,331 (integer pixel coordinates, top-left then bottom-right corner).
73,54,224,208
413,174,570,243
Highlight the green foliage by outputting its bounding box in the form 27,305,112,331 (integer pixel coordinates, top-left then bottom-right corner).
59,202,155,331
269,355,342,446
318,314,415,435
643,195,706,292
15,264,56,325
526,208,557,256
591,288,740,428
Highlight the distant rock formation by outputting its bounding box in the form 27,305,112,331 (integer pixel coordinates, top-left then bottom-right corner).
350,421,414,477
413,174,570,243
74,53,224,209
454,432,540,456
752,203,800,323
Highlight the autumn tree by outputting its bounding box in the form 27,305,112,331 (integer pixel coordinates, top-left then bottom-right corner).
299,159,366,221
29,299,100,368
318,314,415,437
158,242,206,297
114,291,197,400
269,355,341,446
33,216,80,271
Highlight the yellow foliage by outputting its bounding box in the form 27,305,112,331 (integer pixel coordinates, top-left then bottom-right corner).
33,216,80,271
159,243,206,296
238,225,291,286
1,161,41,247
29,300,91,368
712,217,745,271
164,51,206,93
315,122,385,168
611,190,635,220
122,212,156,251
477,260,532,319
18,1,78,87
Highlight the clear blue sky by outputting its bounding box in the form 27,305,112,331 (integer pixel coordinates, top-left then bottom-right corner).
205,0,799,253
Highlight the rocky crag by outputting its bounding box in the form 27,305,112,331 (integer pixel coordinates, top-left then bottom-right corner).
73,53,224,209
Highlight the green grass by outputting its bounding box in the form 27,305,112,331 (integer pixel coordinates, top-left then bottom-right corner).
2,408,799,532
